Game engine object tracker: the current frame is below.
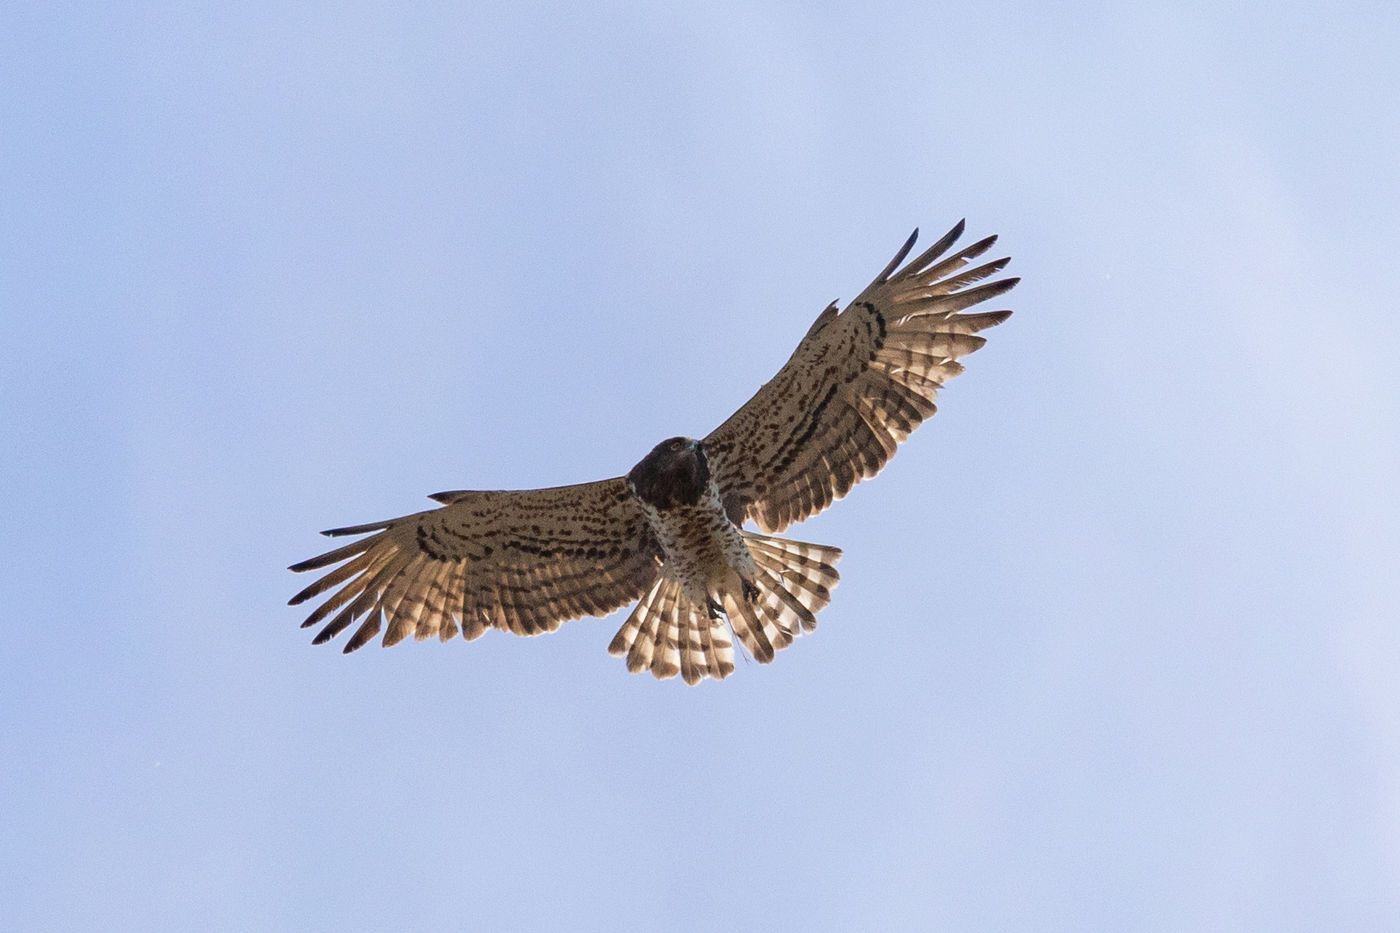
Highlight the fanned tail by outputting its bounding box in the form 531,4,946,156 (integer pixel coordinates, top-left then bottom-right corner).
725,533,841,663
607,576,735,685
606,532,842,685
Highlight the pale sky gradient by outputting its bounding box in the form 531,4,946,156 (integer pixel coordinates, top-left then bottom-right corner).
4,2,1399,930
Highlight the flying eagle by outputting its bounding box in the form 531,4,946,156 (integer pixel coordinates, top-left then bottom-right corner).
289,221,1016,684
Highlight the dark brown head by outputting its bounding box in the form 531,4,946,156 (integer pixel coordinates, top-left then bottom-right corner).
627,436,710,510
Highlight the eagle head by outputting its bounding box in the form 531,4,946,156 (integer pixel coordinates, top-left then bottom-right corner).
627,436,710,510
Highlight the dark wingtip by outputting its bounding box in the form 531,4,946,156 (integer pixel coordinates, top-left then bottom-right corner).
877,228,921,283
321,520,392,537
287,576,328,605
942,218,966,249
961,234,998,259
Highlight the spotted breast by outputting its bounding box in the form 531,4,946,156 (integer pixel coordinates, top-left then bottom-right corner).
611,436,842,684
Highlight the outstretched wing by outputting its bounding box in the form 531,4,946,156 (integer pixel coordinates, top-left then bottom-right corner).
704,221,1017,533
288,478,662,652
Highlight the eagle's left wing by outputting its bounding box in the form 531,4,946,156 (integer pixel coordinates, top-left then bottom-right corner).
703,221,1017,533
289,478,662,652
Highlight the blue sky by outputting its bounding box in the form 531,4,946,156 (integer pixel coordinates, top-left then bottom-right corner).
4,2,1398,930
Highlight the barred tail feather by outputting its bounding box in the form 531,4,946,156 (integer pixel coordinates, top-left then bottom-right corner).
606,533,841,685
726,532,841,662
607,577,736,685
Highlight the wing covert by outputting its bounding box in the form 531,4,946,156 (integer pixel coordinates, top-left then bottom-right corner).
288,477,662,652
703,221,1017,533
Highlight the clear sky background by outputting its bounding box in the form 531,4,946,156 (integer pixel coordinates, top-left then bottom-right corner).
4,2,1398,930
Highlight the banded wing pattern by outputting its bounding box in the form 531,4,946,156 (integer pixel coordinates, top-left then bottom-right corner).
289,478,662,652
703,220,1017,533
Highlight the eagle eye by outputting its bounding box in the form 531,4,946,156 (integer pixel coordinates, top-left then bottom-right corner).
669,439,684,451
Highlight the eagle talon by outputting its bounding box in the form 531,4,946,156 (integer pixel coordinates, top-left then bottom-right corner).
742,580,760,603
706,598,724,620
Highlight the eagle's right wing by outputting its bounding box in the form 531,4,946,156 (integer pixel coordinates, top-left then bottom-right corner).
289,478,662,652
703,221,1017,533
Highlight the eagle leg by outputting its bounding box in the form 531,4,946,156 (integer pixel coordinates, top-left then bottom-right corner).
741,579,760,603
706,597,724,620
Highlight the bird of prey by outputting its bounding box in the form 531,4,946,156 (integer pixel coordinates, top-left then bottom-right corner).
289,221,1016,684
